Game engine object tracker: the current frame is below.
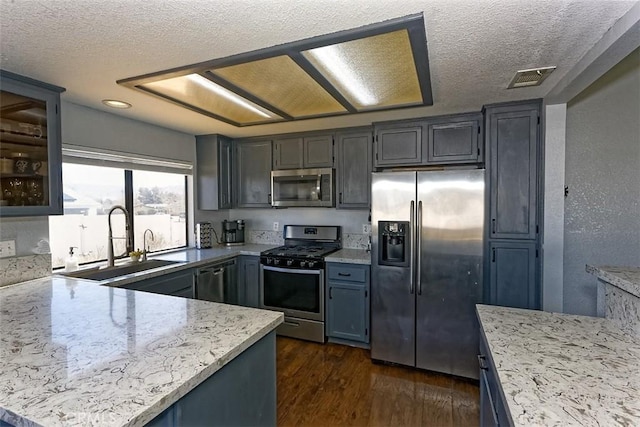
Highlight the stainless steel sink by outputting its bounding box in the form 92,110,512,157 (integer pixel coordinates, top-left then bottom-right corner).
61,259,181,281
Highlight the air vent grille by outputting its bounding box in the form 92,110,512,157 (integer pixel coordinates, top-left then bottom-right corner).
508,66,556,88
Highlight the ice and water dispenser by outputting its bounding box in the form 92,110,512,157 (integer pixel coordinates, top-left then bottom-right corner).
378,221,410,267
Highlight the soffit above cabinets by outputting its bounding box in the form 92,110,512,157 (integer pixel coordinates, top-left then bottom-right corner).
117,13,432,127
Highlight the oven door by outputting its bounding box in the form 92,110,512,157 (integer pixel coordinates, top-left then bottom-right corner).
260,265,324,322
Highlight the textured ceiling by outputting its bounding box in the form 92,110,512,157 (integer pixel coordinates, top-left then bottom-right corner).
0,0,636,138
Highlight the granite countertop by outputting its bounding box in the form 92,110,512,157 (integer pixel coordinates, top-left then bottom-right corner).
476,304,640,426
54,244,277,288
325,248,371,265
0,276,283,427
586,264,640,298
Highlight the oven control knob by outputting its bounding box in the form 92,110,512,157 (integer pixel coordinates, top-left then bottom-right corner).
266,257,272,265
287,259,294,266
300,261,307,268
274,259,280,266
307,261,316,268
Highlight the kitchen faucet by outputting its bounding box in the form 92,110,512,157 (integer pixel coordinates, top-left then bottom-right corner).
107,205,133,267
142,229,154,261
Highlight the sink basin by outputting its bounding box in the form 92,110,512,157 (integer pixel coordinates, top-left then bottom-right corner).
61,259,181,281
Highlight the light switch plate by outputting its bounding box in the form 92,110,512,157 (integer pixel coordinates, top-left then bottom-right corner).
0,240,16,258
273,222,279,231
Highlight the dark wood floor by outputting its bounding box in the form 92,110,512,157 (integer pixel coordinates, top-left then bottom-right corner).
276,337,480,427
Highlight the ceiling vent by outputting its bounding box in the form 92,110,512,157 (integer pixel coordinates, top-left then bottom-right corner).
118,14,432,127
508,66,556,89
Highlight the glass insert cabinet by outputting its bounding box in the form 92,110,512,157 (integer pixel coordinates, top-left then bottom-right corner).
0,70,65,216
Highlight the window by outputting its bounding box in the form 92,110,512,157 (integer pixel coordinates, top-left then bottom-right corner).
50,163,188,268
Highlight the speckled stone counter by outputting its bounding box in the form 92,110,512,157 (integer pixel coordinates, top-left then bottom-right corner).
477,304,640,427
53,244,277,288
0,277,283,427
325,248,371,265
587,265,640,337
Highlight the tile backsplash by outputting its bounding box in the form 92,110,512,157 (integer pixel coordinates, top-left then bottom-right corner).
246,229,369,250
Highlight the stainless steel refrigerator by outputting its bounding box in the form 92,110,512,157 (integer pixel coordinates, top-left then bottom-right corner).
371,169,484,379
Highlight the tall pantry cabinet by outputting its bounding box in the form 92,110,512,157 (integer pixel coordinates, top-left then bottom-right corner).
484,100,542,310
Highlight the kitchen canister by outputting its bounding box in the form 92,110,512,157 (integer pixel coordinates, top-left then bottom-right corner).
12,152,32,174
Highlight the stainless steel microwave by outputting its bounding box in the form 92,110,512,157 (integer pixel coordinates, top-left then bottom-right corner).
271,168,334,207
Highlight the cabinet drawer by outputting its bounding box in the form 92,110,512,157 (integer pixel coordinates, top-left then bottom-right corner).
328,264,367,282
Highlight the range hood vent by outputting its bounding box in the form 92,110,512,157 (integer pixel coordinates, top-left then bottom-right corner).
508,66,556,88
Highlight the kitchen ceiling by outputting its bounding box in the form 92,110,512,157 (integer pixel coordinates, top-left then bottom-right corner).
0,0,636,138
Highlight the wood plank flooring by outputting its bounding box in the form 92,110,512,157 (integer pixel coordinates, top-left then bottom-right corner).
276,337,480,427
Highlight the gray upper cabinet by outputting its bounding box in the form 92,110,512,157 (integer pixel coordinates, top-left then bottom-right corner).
426,113,482,164
336,129,372,208
489,241,538,310
235,140,273,208
374,122,423,166
0,70,65,217
486,102,539,240
273,134,333,170
273,137,303,170
303,134,334,168
374,113,483,168
196,134,233,210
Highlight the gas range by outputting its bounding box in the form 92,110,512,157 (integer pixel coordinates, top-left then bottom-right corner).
259,225,341,343
260,245,339,269
259,225,342,270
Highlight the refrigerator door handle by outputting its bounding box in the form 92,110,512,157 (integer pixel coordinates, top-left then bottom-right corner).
417,200,423,295
409,200,415,294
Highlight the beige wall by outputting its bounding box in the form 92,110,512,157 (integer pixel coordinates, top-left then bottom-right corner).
563,48,640,315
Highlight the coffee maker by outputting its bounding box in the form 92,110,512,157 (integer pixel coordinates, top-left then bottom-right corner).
221,220,245,246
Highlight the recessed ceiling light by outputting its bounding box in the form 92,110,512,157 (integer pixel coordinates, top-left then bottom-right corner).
102,99,132,109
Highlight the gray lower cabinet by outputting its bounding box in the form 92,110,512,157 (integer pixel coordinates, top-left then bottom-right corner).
336,129,372,208
122,268,195,298
195,134,233,210
373,113,482,168
489,241,538,309
326,263,370,345
235,140,273,207
237,255,260,308
146,331,276,427
485,101,540,240
272,134,333,170
479,329,511,427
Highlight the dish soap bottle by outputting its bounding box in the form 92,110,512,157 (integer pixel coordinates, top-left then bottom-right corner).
65,246,79,272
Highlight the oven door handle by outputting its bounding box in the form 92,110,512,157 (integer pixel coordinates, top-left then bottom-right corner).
261,265,322,275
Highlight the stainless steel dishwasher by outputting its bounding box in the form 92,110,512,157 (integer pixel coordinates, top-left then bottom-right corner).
195,259,237,303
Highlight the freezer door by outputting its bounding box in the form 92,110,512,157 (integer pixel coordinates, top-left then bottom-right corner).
371,171,417,366
415,169,484,379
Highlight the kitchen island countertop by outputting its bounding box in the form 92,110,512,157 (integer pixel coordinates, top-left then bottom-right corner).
0,276,283,427
586,264,640,297
477,304,640,426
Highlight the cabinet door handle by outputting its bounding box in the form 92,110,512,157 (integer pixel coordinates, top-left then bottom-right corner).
267,193,272,203
478,354,489,370
492,218,496,234
338,272,351,277
329,287,333,299
492,248,496,262
339,192,343,204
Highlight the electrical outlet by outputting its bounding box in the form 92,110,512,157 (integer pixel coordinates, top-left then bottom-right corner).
273,222,279,231
362,224,371,234
0,240,16,258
